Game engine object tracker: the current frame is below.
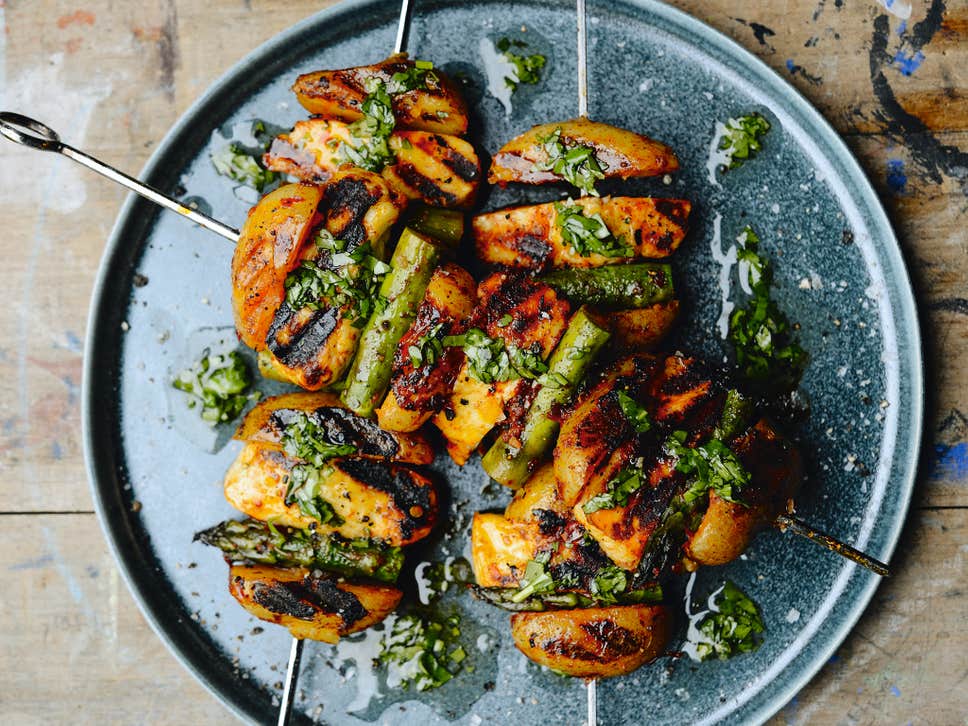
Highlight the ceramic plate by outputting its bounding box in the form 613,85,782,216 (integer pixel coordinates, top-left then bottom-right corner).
82,1,922,723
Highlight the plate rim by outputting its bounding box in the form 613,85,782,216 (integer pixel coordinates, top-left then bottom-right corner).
81,1,924,724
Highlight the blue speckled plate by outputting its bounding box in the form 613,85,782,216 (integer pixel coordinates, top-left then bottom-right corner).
82,1,923,724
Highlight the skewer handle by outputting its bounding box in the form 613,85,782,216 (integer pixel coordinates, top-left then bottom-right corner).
576,0,589,118
586,677,597,726
393,0,414,55
0,111,241,243
776,514,891,577
277,637,305,726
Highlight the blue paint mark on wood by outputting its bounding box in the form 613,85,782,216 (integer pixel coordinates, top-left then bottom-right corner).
893,50,925,76
9,554,54,571
890,684,901,697
932,442,968,480
887,159,907,193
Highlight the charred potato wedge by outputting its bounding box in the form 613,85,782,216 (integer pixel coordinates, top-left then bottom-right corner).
228,564,402,643
608,302,680,351
504,463,570,523
489,118,678,187
292,54,469,136
223,442,438,546
434,272,571,465
235,392,433,464
473,197,690,270
321,169,407,256
377,263,477,432
265,120,480,209
510,604,671,678
684,419,802,566
231,183,324,350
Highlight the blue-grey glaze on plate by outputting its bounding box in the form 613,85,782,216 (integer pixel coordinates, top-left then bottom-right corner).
82,1,923,724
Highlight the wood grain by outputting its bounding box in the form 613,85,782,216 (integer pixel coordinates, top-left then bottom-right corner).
0,0,965,723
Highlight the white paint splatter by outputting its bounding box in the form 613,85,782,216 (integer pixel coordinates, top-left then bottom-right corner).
709,213,737,338
478,37,515,116
878,0,912,20
705,121,730,187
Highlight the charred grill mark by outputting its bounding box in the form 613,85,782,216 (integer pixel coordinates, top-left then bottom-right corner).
251,580,317,620
534,508,567,535
324,176,381,248
266,303,340,386
579,620,645,657
653,199,690,224
436,138,479,181
269,406,400,459
250,575,367,627
395,162,459,206
513,233,552,267
301,576,367,627
336,459,434,540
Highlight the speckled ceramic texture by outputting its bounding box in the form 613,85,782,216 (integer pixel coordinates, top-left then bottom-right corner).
82,1,923,724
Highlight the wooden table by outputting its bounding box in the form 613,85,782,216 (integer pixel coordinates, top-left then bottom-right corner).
1,1,964,723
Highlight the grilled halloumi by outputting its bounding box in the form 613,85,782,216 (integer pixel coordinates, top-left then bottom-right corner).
473,197,690,270
433,271,571,465
265,120,480,209
292,54,469,136
608,302,680,351
488,118,678,187
321,169,407,256
235,392,434,464
223,442,438,546
228,564,402,643
377,263,477,432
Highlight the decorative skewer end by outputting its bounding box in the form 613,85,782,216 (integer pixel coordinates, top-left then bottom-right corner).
775,514,891,577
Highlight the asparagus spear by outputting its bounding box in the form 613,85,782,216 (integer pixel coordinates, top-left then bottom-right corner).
540,262,674,309
341,227,442,417
481,306,611,488
470,583,663,612
194,518,405,584
712,388,753,441
406,205,465,249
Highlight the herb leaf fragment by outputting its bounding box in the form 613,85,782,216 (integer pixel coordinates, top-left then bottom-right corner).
534,127,605,197
665,431,751,505
717,112,770,171
496,37,547,91
172,349,258,426
339,78,397,172
442,327,548,384
554,200,632,258
582,465,646,514
379,612,467,691
693,581,765,661
280,411,356,524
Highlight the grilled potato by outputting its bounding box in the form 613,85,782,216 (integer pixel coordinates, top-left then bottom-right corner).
504,463,570,523
684,419,802,566
554,355,660,506
292,54,469,136
228,564,402,643
377,263,477,432
471,513,548,588
265,121,480,209
489,118,678,187
608,302,679,351
235,392,433,464
223,442,438,546
321,169,407,256
510,604,671,678
434,272,571,465
231,183,324,350
473,197,690,270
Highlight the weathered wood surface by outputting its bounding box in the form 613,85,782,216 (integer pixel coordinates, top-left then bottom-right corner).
0,0,964,723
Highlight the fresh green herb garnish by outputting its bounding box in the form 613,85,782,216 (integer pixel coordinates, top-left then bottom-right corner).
617,391,653,432
380,612,467,691
408,322,446,368
284,230,391,326
535,127,605,197
665,431,751,505
582,465,645,514
443,327,548,384
496,37,546,91
588,565,629,603
386,59,437,94
728,225,807,386
339,78,397,172
284,463,344,525
510,551,556,602
554,201,631,258
281,411,358,466
717,113,770,171
693,581,765,660
173,349,258,425
211,144,277,191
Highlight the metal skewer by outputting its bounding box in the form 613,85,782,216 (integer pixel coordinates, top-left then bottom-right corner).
278,637,305,726
776,514,891,577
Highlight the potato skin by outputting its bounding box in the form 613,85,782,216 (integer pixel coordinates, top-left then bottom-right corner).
235,392,434,465
223,442,438,546
510,604,671,678
228,564,402,643
231,183,324,350
489,118,678,187
473,196,690,270
292,54,469,136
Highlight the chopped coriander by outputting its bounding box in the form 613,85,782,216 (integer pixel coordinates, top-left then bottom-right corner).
665,431,751,505
717,113,770,171
617,391,653,432
284,464,344,525
386,59,437,95
496,37,546,91
173,349,258,425
581,465,645,513
281,411,357,466
408,322,446,368
534,127,605,197
284,229,391,326
211,144,277,191
692,581,765,660
496,313,513,328
728,225,807,387
339,78,397,172
442,327,548,383
588,565,629,603
380,612,466,691
510,556,556,602
554,200,631,258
